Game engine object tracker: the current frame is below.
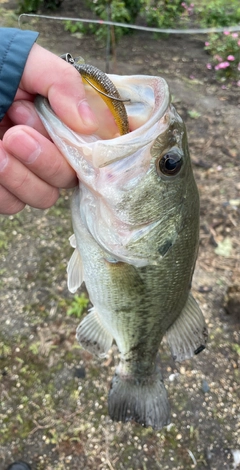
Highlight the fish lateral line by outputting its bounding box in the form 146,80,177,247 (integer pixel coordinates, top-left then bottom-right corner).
61,52,130,135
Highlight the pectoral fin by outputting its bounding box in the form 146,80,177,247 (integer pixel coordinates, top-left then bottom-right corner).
76,307,113,358
67,245,84,293
166,292,208,362
69,233,77,248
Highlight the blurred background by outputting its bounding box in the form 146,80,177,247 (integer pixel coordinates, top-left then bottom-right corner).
0,1,239,468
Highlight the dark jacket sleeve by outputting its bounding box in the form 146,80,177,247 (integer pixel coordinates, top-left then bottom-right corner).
0,28,39,121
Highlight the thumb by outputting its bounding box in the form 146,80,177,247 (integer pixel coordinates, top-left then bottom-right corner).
20,43,99,134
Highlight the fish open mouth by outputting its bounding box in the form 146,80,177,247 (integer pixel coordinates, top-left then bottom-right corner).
35,74,170,168
94,74,171,139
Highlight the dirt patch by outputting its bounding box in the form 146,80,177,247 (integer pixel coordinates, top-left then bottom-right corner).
0,1,239,469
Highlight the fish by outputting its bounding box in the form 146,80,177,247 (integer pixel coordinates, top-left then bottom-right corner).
35,64,208,430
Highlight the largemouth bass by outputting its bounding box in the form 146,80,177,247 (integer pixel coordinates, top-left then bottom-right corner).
35,66,207,430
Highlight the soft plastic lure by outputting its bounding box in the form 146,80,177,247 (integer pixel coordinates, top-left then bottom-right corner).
61,53,130,135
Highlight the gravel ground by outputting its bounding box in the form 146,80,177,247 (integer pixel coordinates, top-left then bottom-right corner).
0,1,239,469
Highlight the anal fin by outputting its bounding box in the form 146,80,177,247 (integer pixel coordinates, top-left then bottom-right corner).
166,292,208,362
76,307,113,358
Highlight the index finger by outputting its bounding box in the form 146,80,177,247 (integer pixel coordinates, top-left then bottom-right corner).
20,43,99,134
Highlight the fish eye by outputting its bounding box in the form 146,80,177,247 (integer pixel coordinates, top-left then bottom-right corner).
157,150,183,176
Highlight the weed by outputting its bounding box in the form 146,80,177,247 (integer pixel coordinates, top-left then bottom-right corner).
64,0,137,45
232,343,240,356
143,0,184,29
0,230,8,251
17,0,62,14
66,293,89,318
188,109,201,119
195,0,240,27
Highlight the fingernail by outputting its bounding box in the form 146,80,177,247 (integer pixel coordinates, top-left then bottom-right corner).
0,147,8,172
78,100,98,128
5,130,41,164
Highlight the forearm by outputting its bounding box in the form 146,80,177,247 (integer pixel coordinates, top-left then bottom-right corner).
0,28,39,121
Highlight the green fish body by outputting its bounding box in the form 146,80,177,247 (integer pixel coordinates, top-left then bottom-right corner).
35,73,207,430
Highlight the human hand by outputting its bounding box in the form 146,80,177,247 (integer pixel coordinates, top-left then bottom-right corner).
0,43,98,215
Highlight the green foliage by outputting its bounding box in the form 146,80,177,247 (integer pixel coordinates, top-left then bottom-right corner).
17,0,62,14
143,0,184,29
205,32,240,82
187,109,201,119
64,0,142,43
195,0,240,27
66,293,89,318
124,0,143,21
43,0,63,8
232,343,240,356
64,0,185,41
17,0,40,13
0,341,11,358
0,230,8,251
29,341,41,355
64,20,85,35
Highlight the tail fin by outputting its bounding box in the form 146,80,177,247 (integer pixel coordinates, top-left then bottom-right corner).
108,367,171,430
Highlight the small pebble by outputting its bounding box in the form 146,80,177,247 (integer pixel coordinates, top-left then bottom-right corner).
202,379,210,393
74,366,86,379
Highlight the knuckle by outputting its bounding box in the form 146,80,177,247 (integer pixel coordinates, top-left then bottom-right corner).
48,155,63,182
0,186,25,215
37,187,59,210
12,170,31,193
5,202,25,215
